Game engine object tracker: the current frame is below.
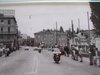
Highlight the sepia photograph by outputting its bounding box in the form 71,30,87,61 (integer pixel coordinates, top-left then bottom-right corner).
0,0,100,75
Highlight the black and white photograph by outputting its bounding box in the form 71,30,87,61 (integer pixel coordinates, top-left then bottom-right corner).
0,0,100,75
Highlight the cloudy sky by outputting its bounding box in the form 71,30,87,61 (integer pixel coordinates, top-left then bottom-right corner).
0,0,99,4
0,2,93,37
0,0,91,3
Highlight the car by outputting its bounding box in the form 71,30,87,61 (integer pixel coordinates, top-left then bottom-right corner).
24,47,29,51
34,47,38,51
48,48,53,51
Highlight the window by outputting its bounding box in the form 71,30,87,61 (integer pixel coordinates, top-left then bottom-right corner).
8,19,11,24
1,27,3,32
0,35,3,39
8,27,10,32
1,19,3,22
7,35,10,39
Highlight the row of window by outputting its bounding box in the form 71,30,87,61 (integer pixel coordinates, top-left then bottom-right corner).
0,19,11,24
0,35,15,39
0,27,11,32
0,35,11,39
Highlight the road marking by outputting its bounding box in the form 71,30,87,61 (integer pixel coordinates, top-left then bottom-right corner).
24,52,39,75
34,54,39,74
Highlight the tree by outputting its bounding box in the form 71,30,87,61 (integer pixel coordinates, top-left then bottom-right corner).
60,26,64,32
90,2,100,35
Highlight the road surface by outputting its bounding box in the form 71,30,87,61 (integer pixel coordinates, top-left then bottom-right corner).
0,46,99,75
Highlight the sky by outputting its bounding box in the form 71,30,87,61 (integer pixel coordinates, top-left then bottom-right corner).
0,0,91,3
0,0,99,4
0,2,93,37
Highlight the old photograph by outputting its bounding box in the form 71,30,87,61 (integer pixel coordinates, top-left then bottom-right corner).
0,0,100,75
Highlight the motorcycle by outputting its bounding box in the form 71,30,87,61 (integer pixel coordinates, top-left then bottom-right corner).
53,52,61,64
53,48,61,64
38,49,41,53
38,47,42,53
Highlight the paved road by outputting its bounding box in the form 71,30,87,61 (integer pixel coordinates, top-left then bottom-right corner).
0,46,100,75
0,46,36,75
38,49,100,75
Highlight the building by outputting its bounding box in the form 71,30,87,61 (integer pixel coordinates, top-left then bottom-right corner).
19,34,34,46
69,29,97,52
80,29,97,44
0,9,15,17
0,9,18,49
34,29,68,47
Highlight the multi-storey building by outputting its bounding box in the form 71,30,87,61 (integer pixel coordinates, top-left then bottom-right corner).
34,29,68,47
0,9,18,49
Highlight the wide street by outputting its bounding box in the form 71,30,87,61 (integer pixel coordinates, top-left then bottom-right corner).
0,46,100,75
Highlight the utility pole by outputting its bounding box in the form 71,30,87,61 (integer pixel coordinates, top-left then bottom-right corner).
71,20,74,44
78,18,80,32
78,18,81,45
87,11,91,45
55,21,58,45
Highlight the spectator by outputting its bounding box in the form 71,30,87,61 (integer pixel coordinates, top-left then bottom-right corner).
64,45,70,57
60,46,66,56
78,47,83,62
71,45,83,62
88,44,96,65
94,48,100,67
0,46,3,57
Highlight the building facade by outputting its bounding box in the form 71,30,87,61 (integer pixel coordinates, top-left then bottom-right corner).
19,34,34,46
69,29,97,52
34,29,68,47
0,9,18,49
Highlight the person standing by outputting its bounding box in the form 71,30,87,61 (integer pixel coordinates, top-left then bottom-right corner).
93,48,100,67
5,47,10,57
89,44,96,65
59,46,66,56
0,46,3,57
64,45,70,57
78,47,83,62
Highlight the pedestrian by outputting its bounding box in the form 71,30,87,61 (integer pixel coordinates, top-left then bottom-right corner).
71,45,76,60
60,46,66,56
64,45,70,57
2,45,6,56
71,45,83,62
0,46,3,57
5,47,10,57
88,44,96,65
74,46,79,61
93,48,100,67
78,47,83,62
